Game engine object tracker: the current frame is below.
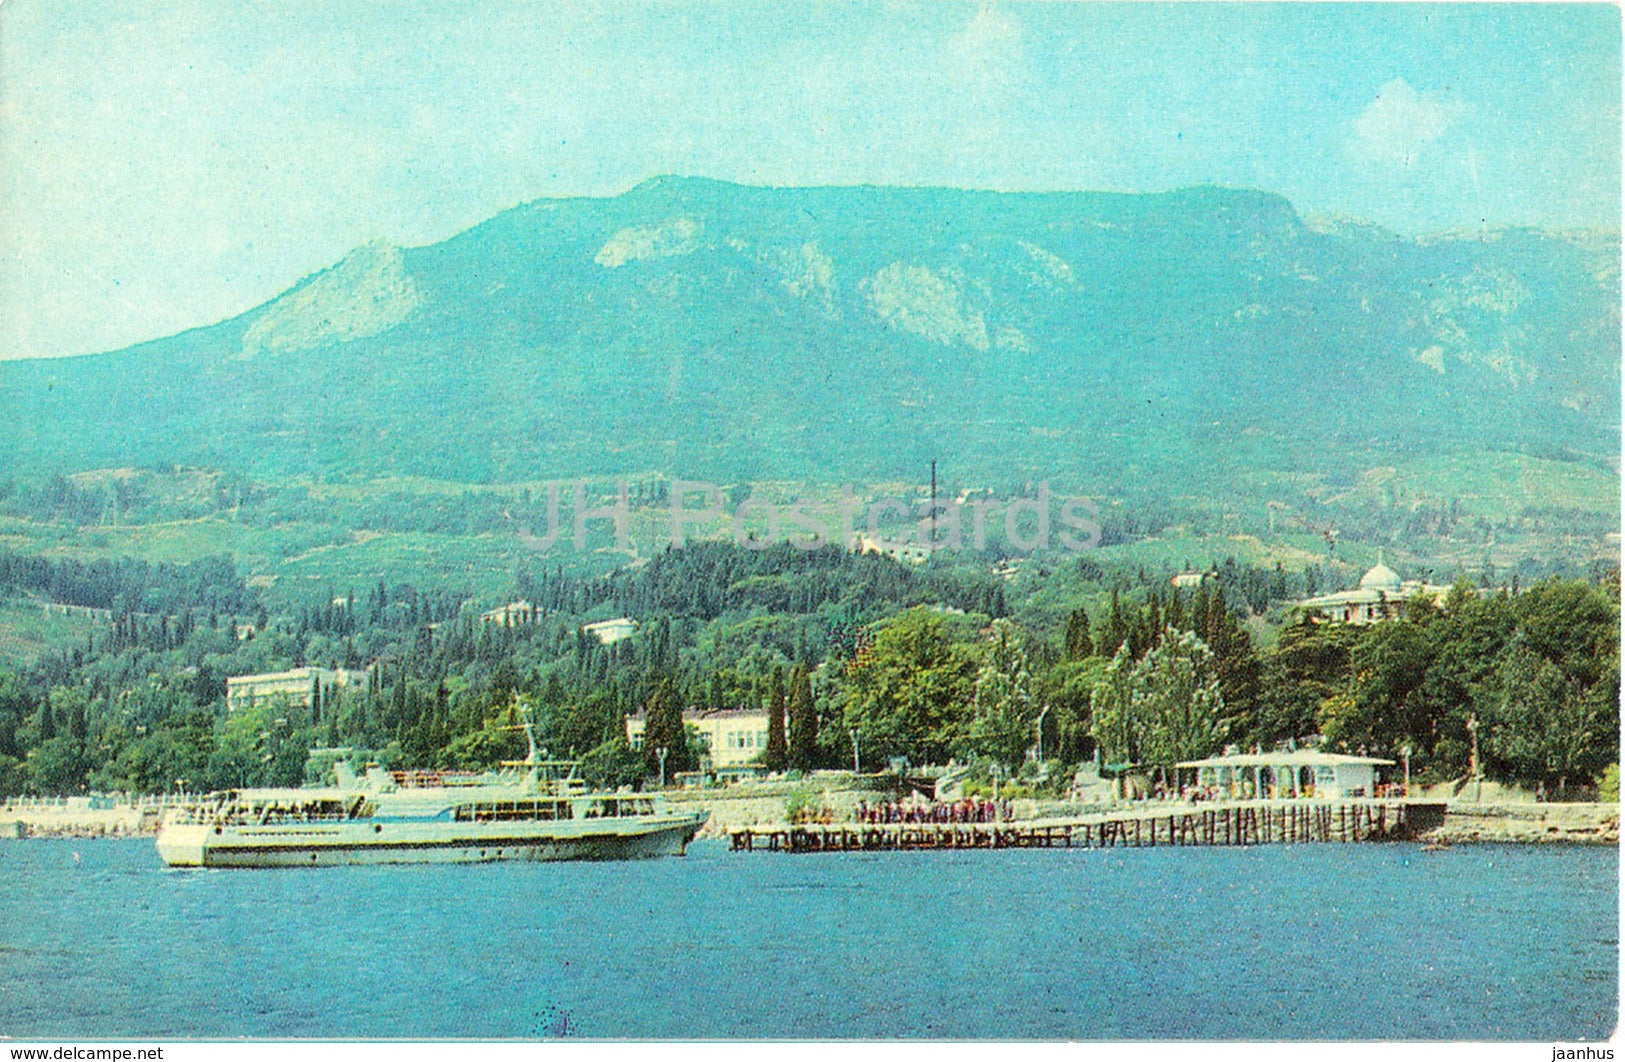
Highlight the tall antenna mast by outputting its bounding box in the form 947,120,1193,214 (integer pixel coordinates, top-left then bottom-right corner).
929,459,937,548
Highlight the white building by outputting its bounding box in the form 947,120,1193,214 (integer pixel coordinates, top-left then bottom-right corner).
1294,556,1450,625
853,534,933,566
1176,750,1396,800
226,667,368,713
481,601,538,626
625,709,771,770
583,617,637,645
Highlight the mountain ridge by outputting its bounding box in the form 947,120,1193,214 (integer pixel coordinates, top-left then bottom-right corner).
0,178,1616,502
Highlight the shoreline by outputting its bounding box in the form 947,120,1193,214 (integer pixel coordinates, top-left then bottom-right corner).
6,796,1613,846
1426,801,1619,846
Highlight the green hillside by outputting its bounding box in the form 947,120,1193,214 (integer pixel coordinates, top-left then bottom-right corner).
1,179,1615,489
0,179,1614,594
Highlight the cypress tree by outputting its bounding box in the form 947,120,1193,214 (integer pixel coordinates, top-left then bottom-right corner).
1100,589,1128,657
1064,607,1093,660
764,667,788,772
787,662,817,771
1167,588,1186,632
641,673,692,781
1200,584,1262,732
1126,607,1148,662
1191,584,1212,637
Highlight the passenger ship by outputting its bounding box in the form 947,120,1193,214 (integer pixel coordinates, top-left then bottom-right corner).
155,749,708,868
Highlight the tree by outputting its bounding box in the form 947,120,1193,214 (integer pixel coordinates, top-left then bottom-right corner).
963,619,1038,767
1091,628,1228,769
1322,618,1430,757
787,662,817,771
1037,657,1106,765
1090,642,1139,768
89,712,212,795
580,736,645,791
1099,589,1130,658
439,727,516,771
1131,628,1230,768
1165,589,1186,632
1479,645,1617,791
25,736,89,794
1063,608,1093,660
555,689,621,759
830,609,977,767
1250,618,1357,749
1405,585,1514,777
1196,584,1260,733
764,667,788,772
641,674,692,780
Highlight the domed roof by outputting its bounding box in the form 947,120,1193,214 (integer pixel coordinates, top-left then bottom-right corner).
1359,562,1403,592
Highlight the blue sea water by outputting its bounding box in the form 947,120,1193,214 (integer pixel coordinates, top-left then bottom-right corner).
0,838,1614,1041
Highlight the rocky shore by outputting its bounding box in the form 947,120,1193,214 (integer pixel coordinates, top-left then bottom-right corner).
0,805,159,838
1428,801,1619,845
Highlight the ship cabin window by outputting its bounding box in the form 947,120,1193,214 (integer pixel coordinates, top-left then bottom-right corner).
579,798,657,818
452,799,572,823
229,798,349,825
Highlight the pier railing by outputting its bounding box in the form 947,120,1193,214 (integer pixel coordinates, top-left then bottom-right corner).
0,793,195,812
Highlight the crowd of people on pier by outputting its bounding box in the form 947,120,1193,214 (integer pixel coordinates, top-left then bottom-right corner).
852,797,1010,824
784,796,1014,825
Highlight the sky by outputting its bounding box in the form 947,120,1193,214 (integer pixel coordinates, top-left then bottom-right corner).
1,1,1619,361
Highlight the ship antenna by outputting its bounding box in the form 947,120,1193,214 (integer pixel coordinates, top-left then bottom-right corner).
515,695,539,765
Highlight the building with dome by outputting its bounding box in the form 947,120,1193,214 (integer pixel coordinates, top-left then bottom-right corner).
1294,554,1450,625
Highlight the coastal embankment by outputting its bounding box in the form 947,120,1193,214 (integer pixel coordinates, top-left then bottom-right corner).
665,783,865,838
0,801,160,839
672,785,1618,846
1427,801,1618,845
668,783,1619,846
3,788,1617,845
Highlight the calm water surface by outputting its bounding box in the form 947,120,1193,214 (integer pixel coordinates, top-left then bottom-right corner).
0,838,1614,1040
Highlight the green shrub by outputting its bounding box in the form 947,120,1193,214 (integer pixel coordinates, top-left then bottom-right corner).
784,787,818,822
1599,763,1619,803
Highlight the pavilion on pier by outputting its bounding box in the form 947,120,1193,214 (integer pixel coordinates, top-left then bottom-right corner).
1175,750,1395,800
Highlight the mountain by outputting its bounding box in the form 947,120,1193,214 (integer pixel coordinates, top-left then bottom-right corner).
1,177,1617,499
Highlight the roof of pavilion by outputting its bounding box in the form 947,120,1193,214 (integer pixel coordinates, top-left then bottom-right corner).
1175,750,1395,769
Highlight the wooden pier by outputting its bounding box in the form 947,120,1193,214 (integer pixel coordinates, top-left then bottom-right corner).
728,800,1446,854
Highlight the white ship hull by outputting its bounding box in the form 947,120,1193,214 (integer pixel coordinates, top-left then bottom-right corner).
157,812,707,868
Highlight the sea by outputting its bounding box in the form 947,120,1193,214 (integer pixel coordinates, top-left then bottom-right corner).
0,838,1615,1041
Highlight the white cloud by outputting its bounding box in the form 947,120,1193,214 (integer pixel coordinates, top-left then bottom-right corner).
944,6,1024,93
1350,78,1458,168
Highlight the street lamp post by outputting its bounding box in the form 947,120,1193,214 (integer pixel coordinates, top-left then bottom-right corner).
657,746,669,789
848,728,861,775
1466,713,1481,802
1401,743,1412,797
